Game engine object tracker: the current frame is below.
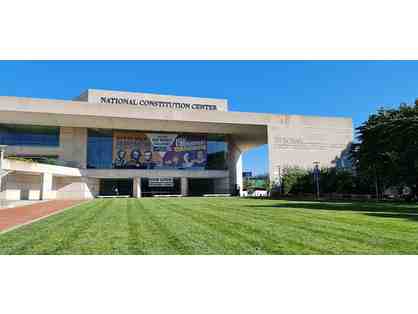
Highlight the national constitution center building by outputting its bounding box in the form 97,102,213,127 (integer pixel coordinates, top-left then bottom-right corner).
0,89,353,200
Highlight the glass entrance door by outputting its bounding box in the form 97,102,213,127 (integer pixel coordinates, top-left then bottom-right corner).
99,179,133,197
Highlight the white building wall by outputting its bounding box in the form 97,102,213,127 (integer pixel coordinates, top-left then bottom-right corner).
267,115,353,185
0,91,354,200
54,177,98,200
2,173,98,201
227,139,243,195
60,127,87,168
3,173,42,200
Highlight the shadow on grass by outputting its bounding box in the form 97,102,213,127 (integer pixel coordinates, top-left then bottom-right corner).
244,200,418,222
365,212,418,222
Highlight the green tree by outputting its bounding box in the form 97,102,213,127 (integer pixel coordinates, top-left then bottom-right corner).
281,166,378,196
351,100,418,199
281,167,312,195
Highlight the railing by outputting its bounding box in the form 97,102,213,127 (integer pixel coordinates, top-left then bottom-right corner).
6,156,80,168
2,158,82,177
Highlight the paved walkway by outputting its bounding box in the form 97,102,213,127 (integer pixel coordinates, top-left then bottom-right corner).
0,200,85,232
0,200,44,210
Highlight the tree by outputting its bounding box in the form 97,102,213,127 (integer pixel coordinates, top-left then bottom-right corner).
281,167,358,195
281,167,312,195
351,100,418,199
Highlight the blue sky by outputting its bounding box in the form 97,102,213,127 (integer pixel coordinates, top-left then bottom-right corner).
0,61,417,174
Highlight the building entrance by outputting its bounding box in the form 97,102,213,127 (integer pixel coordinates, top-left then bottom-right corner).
189,179,214,196
100,179,133,197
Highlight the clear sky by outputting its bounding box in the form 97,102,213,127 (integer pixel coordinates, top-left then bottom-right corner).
0,61,417,174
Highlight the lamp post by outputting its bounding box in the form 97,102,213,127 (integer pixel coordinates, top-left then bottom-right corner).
273,165,282,194
313,161,320,200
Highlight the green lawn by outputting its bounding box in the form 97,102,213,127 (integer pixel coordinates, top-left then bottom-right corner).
1,197,418,254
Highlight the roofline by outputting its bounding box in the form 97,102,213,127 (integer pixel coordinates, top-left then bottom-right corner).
85,88,229,103
0,95,353,123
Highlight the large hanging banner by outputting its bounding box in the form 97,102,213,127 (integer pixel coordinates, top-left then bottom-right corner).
112,131,207,170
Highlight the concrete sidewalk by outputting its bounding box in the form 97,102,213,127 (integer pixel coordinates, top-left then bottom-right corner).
0,200,45,210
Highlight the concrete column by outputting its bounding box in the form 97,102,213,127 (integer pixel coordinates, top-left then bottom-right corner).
0,146,8,198
267,124,278,191
40,173,53,200
228,139,244,196
133,177,142,198
181,177,188,196
60,127,87,168
0,145,6,170
236,154,243,196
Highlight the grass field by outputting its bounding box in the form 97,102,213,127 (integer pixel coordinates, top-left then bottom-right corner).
0,197,418,254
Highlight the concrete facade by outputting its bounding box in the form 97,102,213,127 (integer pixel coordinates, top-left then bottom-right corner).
1,173,99,201
133,177,141,198
0,89,353,200
181,178,189,196
267,115,353,186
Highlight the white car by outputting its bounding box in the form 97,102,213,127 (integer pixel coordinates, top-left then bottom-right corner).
252,190,268,197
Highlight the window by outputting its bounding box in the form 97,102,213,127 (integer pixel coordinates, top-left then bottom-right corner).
87,129,113,169
86,129,229,171
206,135,228,170
0,124,60,147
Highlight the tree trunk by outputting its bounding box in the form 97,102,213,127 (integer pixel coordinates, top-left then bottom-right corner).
374,166,379,201
415,176,418,200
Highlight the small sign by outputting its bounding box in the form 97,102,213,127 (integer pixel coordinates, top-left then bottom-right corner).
243,171,252,178
99,96,218,111
148,177,174,187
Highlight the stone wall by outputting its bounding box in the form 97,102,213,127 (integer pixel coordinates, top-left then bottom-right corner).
267,115,353,185
1,173,98,200
54,177,99,199
60,127,87,168
3,173,42,200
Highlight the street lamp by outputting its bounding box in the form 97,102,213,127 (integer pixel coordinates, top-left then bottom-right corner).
273,165,282,194
313,161,320,200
